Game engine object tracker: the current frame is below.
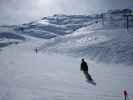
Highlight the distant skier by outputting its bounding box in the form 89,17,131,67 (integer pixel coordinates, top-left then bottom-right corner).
80,58,93,81
123,90,128,100
35,48,38,54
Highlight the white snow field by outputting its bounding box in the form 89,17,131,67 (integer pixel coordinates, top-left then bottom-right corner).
39,22,133,65
0,9,133,100
13,11,133,65
0,37,133,100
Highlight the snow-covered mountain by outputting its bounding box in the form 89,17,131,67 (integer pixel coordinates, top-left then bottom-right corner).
0,9,133,100
0,26,26,48
1,9,133,65
14,14,95,39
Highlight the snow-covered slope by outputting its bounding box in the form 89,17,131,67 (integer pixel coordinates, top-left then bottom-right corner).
39,22,133,65
35,10,133,65
0,9,133,100
0,26,26,48
0,9,133,65
14,15,95,39
0,33,133,100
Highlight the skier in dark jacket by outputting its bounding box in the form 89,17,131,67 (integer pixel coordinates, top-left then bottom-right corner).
80,58,88,72
80,58,93,81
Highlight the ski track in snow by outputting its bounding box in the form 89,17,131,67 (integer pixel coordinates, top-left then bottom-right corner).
0,37,133,100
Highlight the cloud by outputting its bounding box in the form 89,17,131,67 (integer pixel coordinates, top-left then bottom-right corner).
0,0,133,25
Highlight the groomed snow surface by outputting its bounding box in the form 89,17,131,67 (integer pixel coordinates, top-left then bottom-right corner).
0,37,133,100
0,12,133,100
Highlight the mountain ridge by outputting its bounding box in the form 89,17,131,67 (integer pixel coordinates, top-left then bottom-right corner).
0,8,133,65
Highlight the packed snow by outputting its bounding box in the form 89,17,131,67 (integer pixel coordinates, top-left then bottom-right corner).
0,9,133,100
39,22,133,65
0,37,133,100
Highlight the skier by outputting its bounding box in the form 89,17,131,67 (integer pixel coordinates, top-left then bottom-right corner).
123,90,128,100
35,48,38,54
80,58,93,81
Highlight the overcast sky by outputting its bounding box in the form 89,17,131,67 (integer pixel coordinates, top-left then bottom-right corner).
0,0,133,25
